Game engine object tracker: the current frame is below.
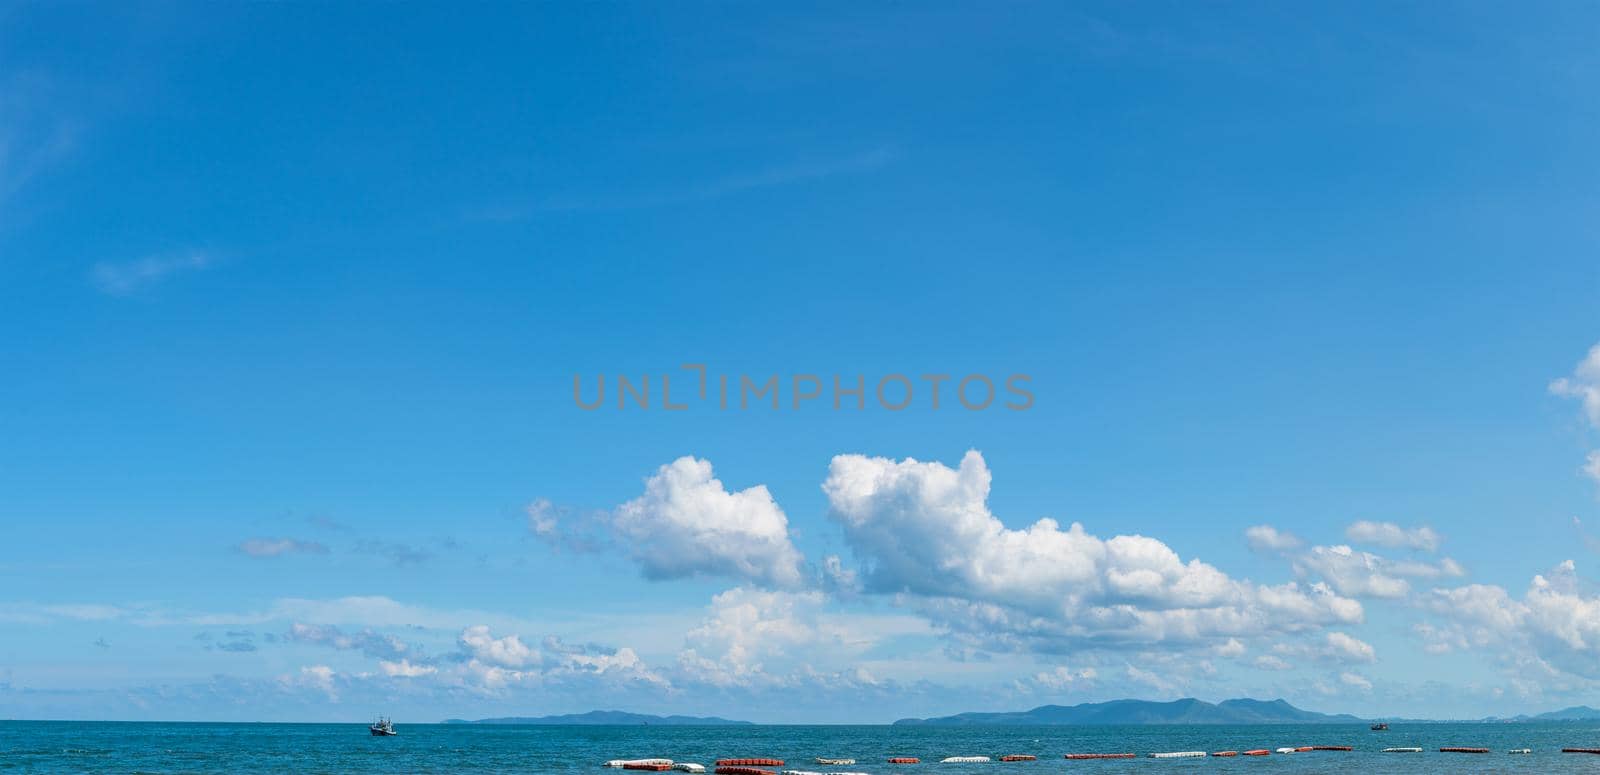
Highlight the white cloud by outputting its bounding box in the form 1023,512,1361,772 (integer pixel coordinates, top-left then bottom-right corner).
1253,655,1292,671
1551,343,1600,428
1246,525,1303,553
1291,544,1463,599
1324,631,1377,663
1212,638,1246,658
284,665,339,701
90,250,213,296
1585,451,1600,484
525,498,558,537
1345,521,1441,553
378,659,436,678
448,625,668,693
606,457,807,588
1339,671,1373,691
1028,665,1098,691
1423,561,1600,682
458,625,538,668
236,537,328,558
822,451,1363,654
1293,545,1411,599
288,622,409,660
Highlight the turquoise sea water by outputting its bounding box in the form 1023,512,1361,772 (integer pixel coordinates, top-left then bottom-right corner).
4,721,1600,773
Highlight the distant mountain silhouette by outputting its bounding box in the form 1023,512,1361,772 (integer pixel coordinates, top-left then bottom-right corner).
893,698,1364,725
443,710,752,725
1506,706,1600,721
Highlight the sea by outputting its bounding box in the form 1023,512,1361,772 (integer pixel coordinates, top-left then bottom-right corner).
3,721,1600,773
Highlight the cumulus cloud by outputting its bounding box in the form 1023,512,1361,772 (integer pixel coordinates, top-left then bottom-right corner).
1423,561,1600,682
1324,632,1377,663
1027,665,1098,691
822,451,1363,654
451,624,667,693
1344,521,1441,553
1551,343,1600,428
1292,544,1463,599
236,537,329,558
1246,525,1303,553
555,457,807,588
287,623,410,661
379,659,437,678
1253,654,1292,671
1339,671,1373,691
90,250,213,296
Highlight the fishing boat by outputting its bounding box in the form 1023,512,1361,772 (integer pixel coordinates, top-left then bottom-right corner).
1370,722,1389,731
368,716,396,736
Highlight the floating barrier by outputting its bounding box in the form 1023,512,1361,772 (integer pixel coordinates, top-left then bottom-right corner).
624,766,672,772
1382,748,1422,753
1242,750,1270,756
999,754,1036,761
1210,751,1237,757
1274,748,1296,754
887,758,920,764
1509,749,1531,754
941,756,992,763
1149,751,1206,759
1310,746,1352,751
607,760,674,769
1440,747,1490,754
674,767,706,774
1563,748,1600,754
815,760,855,766
717,761,784,768
1064,753,1135,759
714,769,776,775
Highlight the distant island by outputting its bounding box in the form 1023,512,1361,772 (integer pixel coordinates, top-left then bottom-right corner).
442,710,752,726
439,702,1600,727
1480,706,1600,723
893,698,1364,726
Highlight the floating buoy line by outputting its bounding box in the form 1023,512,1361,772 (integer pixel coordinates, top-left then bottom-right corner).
604,742,1573,768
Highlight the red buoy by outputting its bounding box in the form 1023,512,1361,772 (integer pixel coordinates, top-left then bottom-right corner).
887,758,920,764
1000,754,1036,761
1440,747,1489,753
1211,751,1238,757
1243,749,1271,756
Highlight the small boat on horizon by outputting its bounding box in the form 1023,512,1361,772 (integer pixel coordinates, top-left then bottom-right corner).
1370,722,1389,731
369,716,396,736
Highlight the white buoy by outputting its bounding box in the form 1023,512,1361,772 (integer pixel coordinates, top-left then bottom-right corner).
1149,751,1206,758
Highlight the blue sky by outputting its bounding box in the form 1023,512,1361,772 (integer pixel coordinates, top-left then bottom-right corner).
3,1,1600,723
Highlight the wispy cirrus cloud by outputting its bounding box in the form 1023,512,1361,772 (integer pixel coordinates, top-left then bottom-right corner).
0,72,80,221
467,147,896,221
235,537,329,558
90,250,214,296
